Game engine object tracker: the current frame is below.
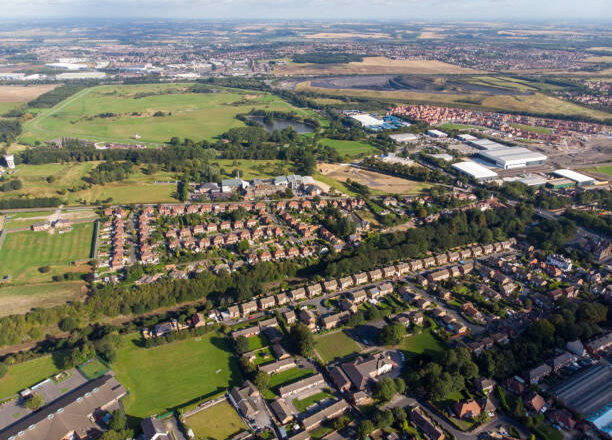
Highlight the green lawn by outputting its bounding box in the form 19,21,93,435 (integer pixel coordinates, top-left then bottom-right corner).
0,355,60,399
315,331,361,364
0,222,94,282
293,390,335,412
268,368,316,391
185,400,247,440
535,424,563,440
248,334,270,351
112,332,243,419
595,165,612,177
319,138,377,158
402,330,446,359
21,83,309,145
510,123,553,134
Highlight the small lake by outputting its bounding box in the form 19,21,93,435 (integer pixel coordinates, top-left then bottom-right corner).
248,116,315,134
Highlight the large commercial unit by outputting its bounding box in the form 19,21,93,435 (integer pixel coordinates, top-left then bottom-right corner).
552,169,596,187
349,113,384,128
426,129,448,138
452,161,498,181
476,146,547,169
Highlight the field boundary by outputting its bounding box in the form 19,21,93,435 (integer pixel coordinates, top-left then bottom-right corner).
182,394,227,418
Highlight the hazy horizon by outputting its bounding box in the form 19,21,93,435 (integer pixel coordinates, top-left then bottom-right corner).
0,0,610,22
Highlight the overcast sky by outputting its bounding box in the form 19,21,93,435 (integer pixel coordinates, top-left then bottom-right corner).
0,0,610,21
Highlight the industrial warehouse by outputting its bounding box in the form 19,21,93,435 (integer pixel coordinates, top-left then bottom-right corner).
451,161,499,181
466,138,548,169
552,169,597,187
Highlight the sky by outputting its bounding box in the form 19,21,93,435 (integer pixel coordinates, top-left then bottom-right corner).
0,0,610,21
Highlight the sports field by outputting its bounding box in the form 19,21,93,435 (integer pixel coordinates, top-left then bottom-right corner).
185,400,247,440
0,355,60,399
112,333,243,418
0,222,94,282
0,281,86,316
314,331,362,364
21,83,309,145
318,138,377,158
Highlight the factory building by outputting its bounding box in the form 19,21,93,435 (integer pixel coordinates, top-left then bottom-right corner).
552,169,596,187
426,129,448,138
476,147,547,169
452,161,498,181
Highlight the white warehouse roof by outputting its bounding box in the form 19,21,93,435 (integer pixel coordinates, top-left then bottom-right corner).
477,147,547,169
350,113,384,127
389,133,418,143
552,169,596,184
452,161,498,180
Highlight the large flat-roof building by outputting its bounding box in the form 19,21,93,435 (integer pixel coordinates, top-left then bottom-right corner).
426,129,448,138
476,147,547,169
350,113,384,128
452,161,498,181
552,169,596,187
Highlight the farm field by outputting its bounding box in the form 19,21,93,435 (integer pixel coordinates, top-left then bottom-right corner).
185,400,247,440
318,162,432,195
0,355,60,399
295,83,611,121
0,162,179,205
0,222,94,282
315,331,362,364
0,281,86,316
274,57,483,75
318,138,377,158
21,83,309,145
0,85,57,114
112,332,243,418
401,330,446,359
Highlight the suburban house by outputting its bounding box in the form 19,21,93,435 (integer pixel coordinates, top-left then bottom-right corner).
453,400,481,419
299,309,317,330
279,373,325,398
227,305,240,319
338,276,354,290
367,269,383,282
340,354,393,390
283,310,297,324
290,287,307,301
270,398,294,424
525,392,547,414
240,300,258,316
142,418,170,440
323,280,339,293
348,289,368,304
411,407,445,440
228,381,260,420
329,366,352,392
259,358,297,374
528,364,552,384
321,311,349,330
301,399,350,431
352,272,368,285
259,296,276,310
306,283,323,298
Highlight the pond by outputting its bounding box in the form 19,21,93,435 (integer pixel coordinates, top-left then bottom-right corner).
247,116,316,134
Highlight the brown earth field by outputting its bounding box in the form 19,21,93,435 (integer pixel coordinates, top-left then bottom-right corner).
274,57,484,76
318,163,431,194
0,85,57,103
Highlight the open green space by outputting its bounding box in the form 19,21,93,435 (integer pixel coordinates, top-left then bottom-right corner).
0,281,86,317
112,332,243,419
0,162,179,205
0,222,94,282
268,367,316,391
510,123,552,134
0,355,60,399
293,390,335,412
213,159,290,180
248,334,270,351
315,331,362,364
78,357,109,380
401,329,446,359
21,83,309,145
185,400,247,440
318,138,377,158
594,165,612,177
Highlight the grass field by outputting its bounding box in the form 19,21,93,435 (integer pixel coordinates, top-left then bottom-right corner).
0,281,86,316
318,138,377,158
293,390,335,412
185,400,247,440
21,83,309,145
402,330,446,359
78,357,109,380
594,165,612,176
0,162,180,205
0,85,57,115
0,222,94,282
0,355,60,399
315,331,362,364
112,333,243,418
268,368,316,392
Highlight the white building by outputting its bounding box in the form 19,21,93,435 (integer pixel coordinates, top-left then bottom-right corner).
427,129,448,138
452,161,498,181
457,134,477,142
546,254,573,272
477,147,547,169
389,133,418,144
3,155,15,169
552,169,596,187
349,113,384,128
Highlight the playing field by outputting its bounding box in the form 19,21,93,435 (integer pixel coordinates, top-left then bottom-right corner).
185,400,247,440
21,83,308,145
0,222,94,282
0,355,60,399
112,333,243,418
0,281,86,316
401,330,446,359
318,138,377,158
315,331,362,364
77,357,109,380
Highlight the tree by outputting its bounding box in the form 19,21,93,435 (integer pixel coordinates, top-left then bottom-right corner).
254,371,270,391
289,323,314,357
394,377,406,395
373,377,397,402
392,406,407,423
24,393,44,410
357,420,374,440
235,335,249,355
237,239,250,253
0,362,7,379
59,316,78,332
98,430,134,440
379,323,405,345
108,409,127,431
